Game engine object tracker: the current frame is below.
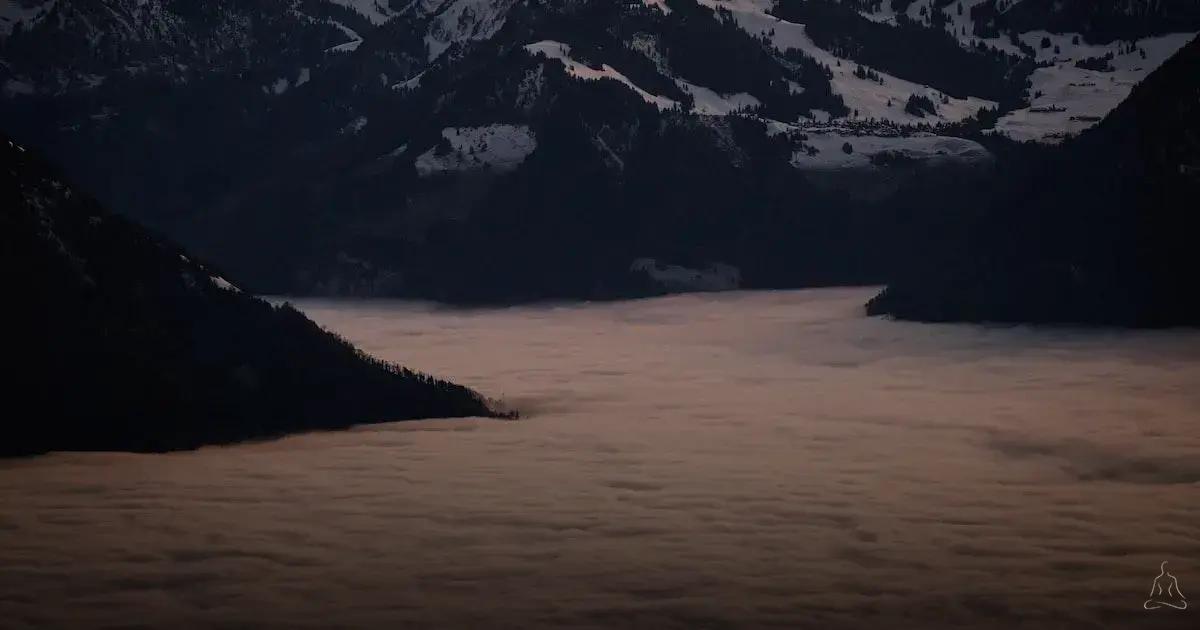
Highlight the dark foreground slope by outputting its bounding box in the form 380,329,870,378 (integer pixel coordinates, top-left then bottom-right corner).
868,35,1200,327
1,136,497,457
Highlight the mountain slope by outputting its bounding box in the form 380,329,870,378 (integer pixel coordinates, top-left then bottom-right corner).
866,34,1200,326
2,134,498,457
2,0,1197,304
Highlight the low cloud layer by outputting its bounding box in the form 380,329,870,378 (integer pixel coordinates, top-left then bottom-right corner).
2,289,1198,629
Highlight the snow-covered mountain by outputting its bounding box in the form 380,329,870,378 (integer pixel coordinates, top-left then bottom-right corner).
1,0,1196,301
4,0,1193,132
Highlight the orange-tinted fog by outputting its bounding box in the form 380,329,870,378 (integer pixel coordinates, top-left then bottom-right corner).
1,288,1198,629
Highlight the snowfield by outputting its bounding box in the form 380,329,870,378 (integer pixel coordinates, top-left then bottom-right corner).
418,0,518,61
995,32,1196,143
528,40,767,117
209,275,240,292
856,0,1198,142
787,128,992,172
703,0,1195,142
414,124,538,176
695,0,998,125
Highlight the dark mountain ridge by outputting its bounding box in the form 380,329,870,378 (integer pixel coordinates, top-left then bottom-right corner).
2,134,500,457
867,34,1200,326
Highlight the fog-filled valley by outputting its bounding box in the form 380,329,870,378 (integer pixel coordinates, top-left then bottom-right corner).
3,2,1199,628
3,290,1199,628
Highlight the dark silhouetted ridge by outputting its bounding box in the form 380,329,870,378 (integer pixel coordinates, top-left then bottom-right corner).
2,135,500,457
868,35,1200,327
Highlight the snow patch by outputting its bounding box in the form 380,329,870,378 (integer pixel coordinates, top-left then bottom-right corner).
677,79,760,116
417,0,517,61
209,276,240,292
342,116,369,135
525,40,678,111
788,128,992,172
414,124,537,177
392,71,425,91
694,0,997,124
2,79,34,97
640,0,671,15
995,32,1195,143
326,21,363,53
325,0,396,25
857,0,899,26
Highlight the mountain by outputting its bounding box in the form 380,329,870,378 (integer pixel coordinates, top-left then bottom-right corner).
866,33,1200,326
1,0,1196,303
2,133,499,457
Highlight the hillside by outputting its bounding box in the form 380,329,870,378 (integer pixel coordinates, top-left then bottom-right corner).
2,134,498,457
2,0,1197,303
866,33,1200,326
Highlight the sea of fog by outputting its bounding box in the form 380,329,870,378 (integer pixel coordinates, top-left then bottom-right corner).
2,288,1198,629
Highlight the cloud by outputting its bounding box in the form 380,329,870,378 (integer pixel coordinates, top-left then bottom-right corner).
2,289,1199,629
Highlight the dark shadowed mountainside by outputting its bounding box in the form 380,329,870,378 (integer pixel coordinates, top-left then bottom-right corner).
1,134,497,457
868,34,1200,326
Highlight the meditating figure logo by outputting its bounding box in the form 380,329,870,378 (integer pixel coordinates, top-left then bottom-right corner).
1143,561,1187,611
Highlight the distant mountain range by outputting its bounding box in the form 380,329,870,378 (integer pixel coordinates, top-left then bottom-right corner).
2,133,498,457
2,0,1197,305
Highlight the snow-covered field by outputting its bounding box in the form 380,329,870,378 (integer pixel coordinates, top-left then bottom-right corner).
995,32,1196,143
697,0,1196,142
696,0,999,125
787,128,992,172
415,124,537,176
